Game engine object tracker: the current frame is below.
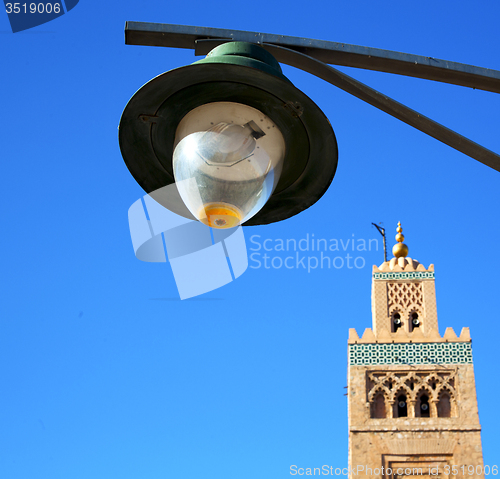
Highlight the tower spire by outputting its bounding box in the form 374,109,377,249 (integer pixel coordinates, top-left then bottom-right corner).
392,221,409,258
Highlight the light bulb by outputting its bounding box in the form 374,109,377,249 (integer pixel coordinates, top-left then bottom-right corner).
173,102,285,229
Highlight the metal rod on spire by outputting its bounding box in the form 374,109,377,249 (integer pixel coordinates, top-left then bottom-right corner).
372,223,387,262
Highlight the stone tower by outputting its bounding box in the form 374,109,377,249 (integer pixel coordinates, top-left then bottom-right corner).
347,223,484,478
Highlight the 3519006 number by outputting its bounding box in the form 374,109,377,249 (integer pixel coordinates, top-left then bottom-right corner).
5,3,61,14
443,465,498,476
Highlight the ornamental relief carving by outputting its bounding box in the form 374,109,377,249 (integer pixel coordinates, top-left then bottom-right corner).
367,370,456,418
387,281,423,318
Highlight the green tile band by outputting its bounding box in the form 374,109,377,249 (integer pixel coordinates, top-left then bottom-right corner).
349,342,472,365
373,271,435,280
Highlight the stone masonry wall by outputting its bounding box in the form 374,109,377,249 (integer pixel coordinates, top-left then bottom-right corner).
348,364,484,478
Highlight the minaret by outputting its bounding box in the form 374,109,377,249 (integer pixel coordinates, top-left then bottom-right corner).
347,223,484,478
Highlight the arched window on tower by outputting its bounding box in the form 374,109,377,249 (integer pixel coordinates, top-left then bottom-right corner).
371,393,386,418
392,312,402,333
410,312,420,332
396,394,407,417
438,393,452,417
418,394,430,417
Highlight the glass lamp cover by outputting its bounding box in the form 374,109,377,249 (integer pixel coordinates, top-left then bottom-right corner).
173,102,285,229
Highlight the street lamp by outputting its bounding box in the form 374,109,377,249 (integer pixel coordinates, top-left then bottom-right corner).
120,23,500,227
119,41,337,227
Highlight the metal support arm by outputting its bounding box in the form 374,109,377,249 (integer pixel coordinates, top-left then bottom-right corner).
125,22,500,93
259,43,500,172
125,22,500,172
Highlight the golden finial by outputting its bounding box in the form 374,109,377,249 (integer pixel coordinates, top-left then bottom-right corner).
392,221,409,258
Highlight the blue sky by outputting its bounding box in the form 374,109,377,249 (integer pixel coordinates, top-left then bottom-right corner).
1,1,499,477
